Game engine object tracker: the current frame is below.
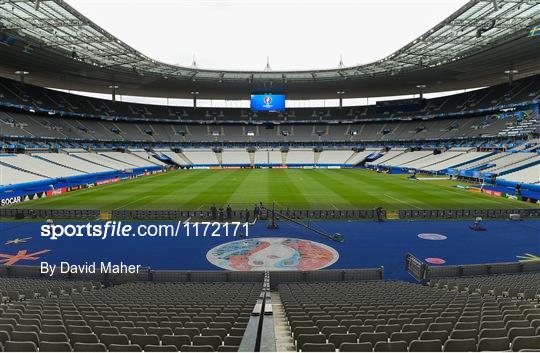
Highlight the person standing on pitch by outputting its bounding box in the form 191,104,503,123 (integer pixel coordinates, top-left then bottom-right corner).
226,204,232,220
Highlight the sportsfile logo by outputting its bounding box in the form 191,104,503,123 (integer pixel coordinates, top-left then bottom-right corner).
41,221,250,240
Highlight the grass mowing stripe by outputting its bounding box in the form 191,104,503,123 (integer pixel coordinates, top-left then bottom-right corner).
303,169,390,209
109,170,213,210
337,170,433,209
293,170,355,209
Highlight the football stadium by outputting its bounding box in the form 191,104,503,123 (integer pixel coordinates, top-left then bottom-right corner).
0,0,540,352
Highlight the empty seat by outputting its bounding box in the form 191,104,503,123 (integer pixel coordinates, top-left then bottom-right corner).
477,337,510,351
349,325,375,336
175,327,201,339
339,342,373,352
147,327,174,338
99,333,130,348
449,329,477,342
301,343,335,352
508,327,535,342
511,335,540,352
374,341,408,351
202,328,228,340
119,327,146,338
181,344,215,352
420,330,449,343
10,331,39,345
296,333,326,351
68,326,93,334
409,339,442,352
39,341,72,352
145,345,178,352
479,328,506,339
70,333,99,344
359,332,388,346
193,336,222,351
5,341,38,352
443,338,476,351
328,333,357,348
376,324,401,336
108,344,143,351
293,327,319,340
390,331,419,345
163,334,192,350
73,342,107,352
41,325,67,334
39,332,69,343
130,334,160,349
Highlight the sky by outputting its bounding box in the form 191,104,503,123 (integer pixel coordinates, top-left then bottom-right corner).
65,0,470,71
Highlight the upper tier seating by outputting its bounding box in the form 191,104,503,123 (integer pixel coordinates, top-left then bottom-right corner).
130,151,168,166
317,150,355,165
70,152,135,170
33,153,112,173
99,152,161,168
156,150,190,166
286,150,315,165
0,154,80,178
500,164,540,184
0,162,45,185
182,149,219,165
481,153,539,175
399,151,465,170
425,152,492,172
221,150,250,165
1,74,538,123
1,108,533,143
254,150,283,165
378,151,433,168
366,149,407,167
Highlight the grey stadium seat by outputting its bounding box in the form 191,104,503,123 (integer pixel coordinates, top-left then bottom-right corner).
339,342,373,351
374,341,408,351
409,339,442,352
5,341,38,352
443,338,476,351
73,342,107,352
39,341,72,352
108,344,143,351
301,343,336,352
477,337,510,351
145,344,178,352
163,334,192,350
181,345,216,352
192,336,222,351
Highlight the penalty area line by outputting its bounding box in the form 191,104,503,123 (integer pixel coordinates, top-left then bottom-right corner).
113,195,152,210
383,193,422,210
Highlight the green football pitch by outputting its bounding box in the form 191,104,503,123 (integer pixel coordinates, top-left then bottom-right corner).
11,169,539,211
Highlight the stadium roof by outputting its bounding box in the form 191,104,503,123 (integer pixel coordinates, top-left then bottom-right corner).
0,0,539,99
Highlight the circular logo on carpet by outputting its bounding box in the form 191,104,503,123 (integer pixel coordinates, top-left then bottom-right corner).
207,237,339,271
425,257,446,265
418,233,447,241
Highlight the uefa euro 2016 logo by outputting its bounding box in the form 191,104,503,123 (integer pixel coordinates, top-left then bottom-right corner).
263,96,272,108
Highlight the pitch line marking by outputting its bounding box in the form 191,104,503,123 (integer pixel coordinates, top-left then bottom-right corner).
383,194,422,210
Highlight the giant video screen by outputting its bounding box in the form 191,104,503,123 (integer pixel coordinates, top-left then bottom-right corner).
250,94,286,111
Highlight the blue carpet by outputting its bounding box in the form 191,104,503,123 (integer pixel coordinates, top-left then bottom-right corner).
0,219,538,281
